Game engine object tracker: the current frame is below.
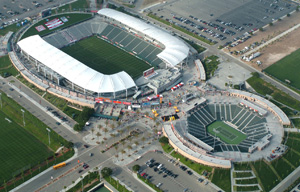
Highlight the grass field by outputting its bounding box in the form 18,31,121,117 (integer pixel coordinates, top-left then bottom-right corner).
211,169,231,192
21,13,92,39
252,160,280,191
207,121,247,144
265,48,300,90
0,111,52,183
247,73,300,111
61,36,151,79
0,56,19,77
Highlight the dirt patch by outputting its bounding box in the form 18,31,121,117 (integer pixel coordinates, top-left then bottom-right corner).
229,11,300,53
141,0,163,9
224,11,300,70
251,27,300,69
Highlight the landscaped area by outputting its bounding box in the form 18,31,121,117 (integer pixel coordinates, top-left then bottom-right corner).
202,55,220,79
61,36,151,79
170,151,212,176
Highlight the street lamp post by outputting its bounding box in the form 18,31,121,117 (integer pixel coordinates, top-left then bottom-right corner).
21,109,25,127
46,128,51,146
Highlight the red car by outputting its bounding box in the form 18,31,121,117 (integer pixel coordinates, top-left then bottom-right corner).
141,173,146,177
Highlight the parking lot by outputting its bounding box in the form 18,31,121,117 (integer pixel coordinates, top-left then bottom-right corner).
148,0,297,46
128,151,216,192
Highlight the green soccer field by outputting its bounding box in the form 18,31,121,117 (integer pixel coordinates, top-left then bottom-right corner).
207,121,247,144
265,48,300,90
61,36,151,79
0,111,52,182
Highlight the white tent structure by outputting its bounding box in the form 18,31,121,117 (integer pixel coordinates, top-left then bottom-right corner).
98,8,189,68
17,35,136,97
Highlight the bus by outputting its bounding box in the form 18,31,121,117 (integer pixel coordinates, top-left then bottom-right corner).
53,162,66,170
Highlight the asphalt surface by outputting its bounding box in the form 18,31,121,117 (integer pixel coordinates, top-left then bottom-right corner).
145,0,296,45
128,151,216,192
0,0,74,25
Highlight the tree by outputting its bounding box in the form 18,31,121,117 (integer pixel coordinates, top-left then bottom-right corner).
98,124,103,131
269,22,273,26
159,136,169,144
73,123,83,131
101,167,112,178
127,145,132,153
132,164,140,172
103,128,108,136
96,132,102,142
259,27,264,32
91,128,95,137
287,13,290,17
121,149,126,159
134,141,139,146
110,133,116,143
251,72,260,78
141,137,146,145
110,123,115,131
65,141,74,148
114,145,118,153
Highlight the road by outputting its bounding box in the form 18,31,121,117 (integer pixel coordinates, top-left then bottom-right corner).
0,76,82,145
142,9,300,103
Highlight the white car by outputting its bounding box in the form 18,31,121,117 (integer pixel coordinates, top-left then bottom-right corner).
156,183,162,188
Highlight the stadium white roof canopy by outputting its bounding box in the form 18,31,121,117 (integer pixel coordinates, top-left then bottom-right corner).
17,35,136,94
98,8,190,67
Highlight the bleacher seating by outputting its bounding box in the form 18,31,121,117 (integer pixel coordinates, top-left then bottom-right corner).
187,103,268,153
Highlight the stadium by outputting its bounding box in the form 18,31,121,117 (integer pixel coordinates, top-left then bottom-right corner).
163,89,290,168
13,8,189,102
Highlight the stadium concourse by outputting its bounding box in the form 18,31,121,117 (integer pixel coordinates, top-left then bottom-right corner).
162,89,289,168
13,8,189,105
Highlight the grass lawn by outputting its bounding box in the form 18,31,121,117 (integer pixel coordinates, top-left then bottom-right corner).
161,143,173,154
211,168,231,192
233,172,253,178
235,185,260,192
56,0,90,13
247,73,300,111
61,36,151,79
252,160,280,191
292,118,300,128
0,56,19,77
0,23,21,36
271,157,294,179
207,121,247,144
236,178,258,184
182,39,206,53
286,138,300,152
21,13,92,39
283,149,300,168
0,111,52,183
171,151,212,176
265,48,300,90
234,162,252,171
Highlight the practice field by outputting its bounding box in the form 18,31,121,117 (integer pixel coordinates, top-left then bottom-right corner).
0,111,52,182
61,36,151,79
265,48,300,90
207,121,247,144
